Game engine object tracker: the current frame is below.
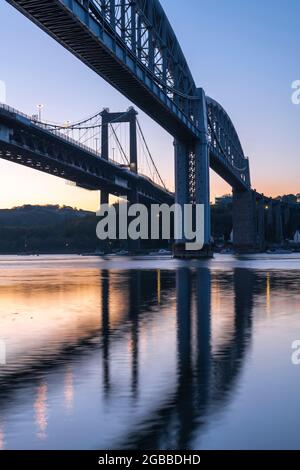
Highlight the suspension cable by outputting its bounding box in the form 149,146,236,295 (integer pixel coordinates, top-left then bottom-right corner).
40,110,130,131
110,123,130,166
136,119,167,190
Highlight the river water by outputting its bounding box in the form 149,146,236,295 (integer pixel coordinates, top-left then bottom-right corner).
0,254,299,450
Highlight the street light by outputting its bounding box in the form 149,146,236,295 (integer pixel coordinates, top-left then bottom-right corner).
0,80,6,104
36,104,44,121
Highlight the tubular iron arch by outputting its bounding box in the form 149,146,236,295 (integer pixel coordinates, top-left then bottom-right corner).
206,96,251,189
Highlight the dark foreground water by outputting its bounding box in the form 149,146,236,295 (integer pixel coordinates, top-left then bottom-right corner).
0,254,299,450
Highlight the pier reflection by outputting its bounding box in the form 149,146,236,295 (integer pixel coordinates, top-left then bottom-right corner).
122,268,254,449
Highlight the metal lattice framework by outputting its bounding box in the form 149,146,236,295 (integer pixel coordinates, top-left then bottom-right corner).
6,0,251,191
7,0,198,139
207,97,251,189
89,0,196,113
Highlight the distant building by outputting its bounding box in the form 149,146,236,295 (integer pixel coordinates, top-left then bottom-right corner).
281,194,298,204
215,194,232,206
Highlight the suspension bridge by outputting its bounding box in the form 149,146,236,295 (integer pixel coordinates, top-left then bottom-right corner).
1,0,285,255
0,102,174,205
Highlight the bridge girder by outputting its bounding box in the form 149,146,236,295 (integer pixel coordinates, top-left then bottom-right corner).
7,0,198,140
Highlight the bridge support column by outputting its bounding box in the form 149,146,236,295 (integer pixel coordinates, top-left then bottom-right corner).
129,108,138,173
257,198,266,251
232,190,258,253
99,109,109,252
100,109,110,207
100,190,109,205
174,139,190,247
194,88,211,255
173,88,212,258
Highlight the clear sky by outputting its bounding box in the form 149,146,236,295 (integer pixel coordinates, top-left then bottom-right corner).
0,0,299,210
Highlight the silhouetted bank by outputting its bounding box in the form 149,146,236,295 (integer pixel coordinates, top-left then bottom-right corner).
0,202,299,254
0,205,97,254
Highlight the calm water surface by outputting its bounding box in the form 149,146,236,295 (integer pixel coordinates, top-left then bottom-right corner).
0,254,299,450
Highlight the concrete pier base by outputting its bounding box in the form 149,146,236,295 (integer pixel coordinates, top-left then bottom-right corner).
173,243,214,259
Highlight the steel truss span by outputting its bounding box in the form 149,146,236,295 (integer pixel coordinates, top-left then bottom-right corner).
6,0,251,191
7,0,199,139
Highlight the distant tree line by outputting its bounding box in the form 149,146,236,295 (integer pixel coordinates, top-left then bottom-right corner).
0,205,98,254
0,202,299,253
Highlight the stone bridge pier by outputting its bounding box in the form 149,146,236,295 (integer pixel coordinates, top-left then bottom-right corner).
232,190,259,253
232,190,286,253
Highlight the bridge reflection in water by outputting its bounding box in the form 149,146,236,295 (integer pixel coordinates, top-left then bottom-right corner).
0,257,289,449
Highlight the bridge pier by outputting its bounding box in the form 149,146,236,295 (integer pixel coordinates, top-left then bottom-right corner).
174,139,189,247
173,89,212,259
99,108,141,253
265,200,284,246
100,190,109,206
232,190,258,253
257,198,266,251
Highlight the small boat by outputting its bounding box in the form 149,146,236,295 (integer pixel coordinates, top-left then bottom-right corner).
149,249,172,256
116,249,129,256
220,248,234,254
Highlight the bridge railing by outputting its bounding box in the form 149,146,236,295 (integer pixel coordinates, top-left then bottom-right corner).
0,102,34,121
0,102,172,194
0,102,126,168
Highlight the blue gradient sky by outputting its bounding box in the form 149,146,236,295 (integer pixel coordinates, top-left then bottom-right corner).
0,0,299,210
